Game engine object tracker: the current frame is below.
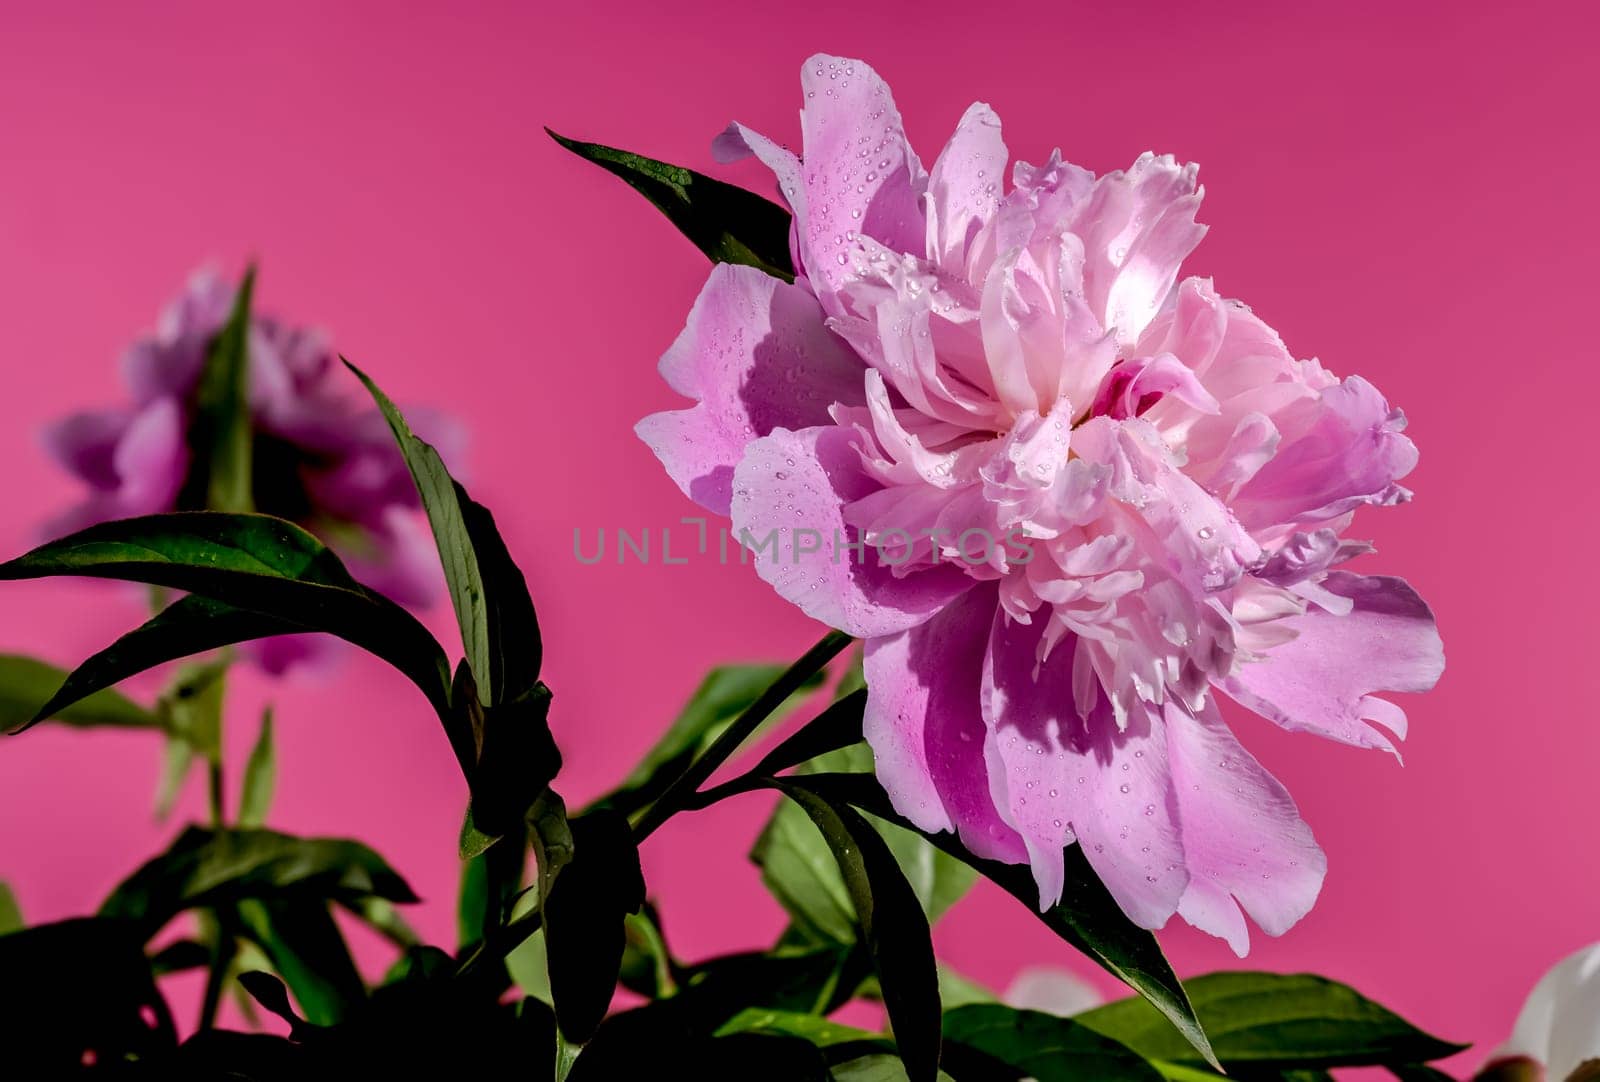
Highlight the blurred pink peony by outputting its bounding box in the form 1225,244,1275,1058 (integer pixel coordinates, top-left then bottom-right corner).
42,269,463,674
638,55,1443,952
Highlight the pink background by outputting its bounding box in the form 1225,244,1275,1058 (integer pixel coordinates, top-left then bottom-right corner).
2,1,1596,1069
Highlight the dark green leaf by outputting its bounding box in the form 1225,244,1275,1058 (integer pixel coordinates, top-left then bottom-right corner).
548,129,795,280
786,772,1215,1070
347,363,496,701
0,652,158,733
459,488,543,702
672,942,867,1026
180,266,255,515
751,687,867,777
150,937,211,975
100,826,416,938
942,1004,1164,1082
237,898,365,1026
17,595,297,736
618,904,675,999
1076,972,1466,1070
753,744,976,945
0,917,176,1069
0,512,453,723
236,969,308,1033
715,1007,883,1048
778,783,941,1082
830,1054,958,1082
238,705,276,828
471,677,560,836
342,895,421,949
600,662,826,818
543,811,645,1042
570,1006,830,1082
0,879,22,934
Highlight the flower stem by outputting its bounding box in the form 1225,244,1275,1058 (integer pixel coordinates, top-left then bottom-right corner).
631,629,852,843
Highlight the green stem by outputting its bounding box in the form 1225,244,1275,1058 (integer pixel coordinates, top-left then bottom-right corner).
208,759,226,829
631,629,851,843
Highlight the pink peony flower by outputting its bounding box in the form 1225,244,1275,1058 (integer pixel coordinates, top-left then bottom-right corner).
42,269,464,674
638,55,1442,952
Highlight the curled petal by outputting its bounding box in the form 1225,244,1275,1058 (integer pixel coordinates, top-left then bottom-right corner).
1223,572,1443,753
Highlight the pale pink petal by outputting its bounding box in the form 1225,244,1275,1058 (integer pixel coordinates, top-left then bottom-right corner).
1072,154,1206,346
926,103,1007,273
729,424,974,637
1223,572,1443,753
982,616,1186,923
1168,700,1325,956
1233,376,1418,533
864,582,1025,861
636,263,866,516
717,55,925,309
40,409,132,490
113,398,188,516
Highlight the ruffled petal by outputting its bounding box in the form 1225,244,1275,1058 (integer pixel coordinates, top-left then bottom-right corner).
729,424,974,637
1232,376,1418,534
864,582,1024,861
1168,699,1325,956
1223,572,1443,753
113,398,188,516
636,263,866,516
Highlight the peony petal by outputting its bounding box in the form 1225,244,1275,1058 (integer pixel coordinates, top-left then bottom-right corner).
112,398,188,516
1073,154,1206,346
1004,966,1104,1017
864,582,1026,861
982,615,1187,923
40,409,132,491
926,103,1007,273
636,263,866,516
730,424,974,637
719,55,925,309
1223,572,1443,753
1168,699,1325,956
1233,376,1418,534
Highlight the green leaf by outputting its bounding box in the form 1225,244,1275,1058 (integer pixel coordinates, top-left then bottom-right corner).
778,784,942,1082
506,925,553,1005
548,129,795,280
753,743,976,945
0,880,22,934
100,826,417,938
829,1055,958,1082
347,364,496,700
601,662,827,818
785,772,1215,1071
236,897,364,1026
238,706,276,828
935,966,996,1011
715,1007,883,1049
1075,972,1467,1070
342,895,421,949
570,1006,831,1081
155,730,196,820
751,687,867,777
180,266,255,515
0,511,453,723
672,942,867,1026
18,595,298,736
0,653,158,732
543,811,645,1042
469,675,560,837
618,904,675,999
941,1004,1165,1082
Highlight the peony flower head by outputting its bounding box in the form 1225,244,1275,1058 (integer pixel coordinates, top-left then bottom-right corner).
43,268,463,673
638,55,1442,952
